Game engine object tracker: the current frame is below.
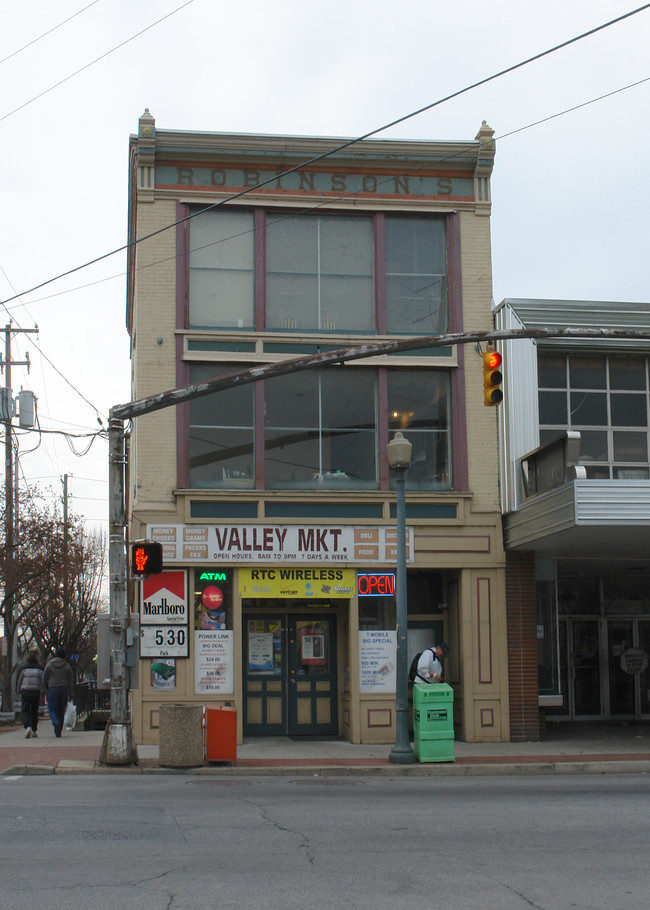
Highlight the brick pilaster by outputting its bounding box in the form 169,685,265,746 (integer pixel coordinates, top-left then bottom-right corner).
506,551,540,741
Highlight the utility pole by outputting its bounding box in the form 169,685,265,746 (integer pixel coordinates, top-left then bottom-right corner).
0,322,38,711
62,474,70,646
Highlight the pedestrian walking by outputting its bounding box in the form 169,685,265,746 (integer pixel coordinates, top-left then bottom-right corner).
41,647,75,737
16,644,44,738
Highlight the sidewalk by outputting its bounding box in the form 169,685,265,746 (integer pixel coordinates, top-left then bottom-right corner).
2,721,650,777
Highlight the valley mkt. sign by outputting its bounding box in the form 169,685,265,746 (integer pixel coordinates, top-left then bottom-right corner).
148,524,413,565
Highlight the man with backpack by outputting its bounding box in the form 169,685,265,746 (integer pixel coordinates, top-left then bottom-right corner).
412,643,449,684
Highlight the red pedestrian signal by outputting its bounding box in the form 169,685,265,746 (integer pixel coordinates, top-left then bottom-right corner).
131,542,163,576
483,348,503,407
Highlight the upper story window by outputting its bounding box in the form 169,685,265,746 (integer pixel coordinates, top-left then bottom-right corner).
187,363,452,492
385,216,447,334
189,210,254,329
538,353,650,479
187,208,448,335
266,215,374,332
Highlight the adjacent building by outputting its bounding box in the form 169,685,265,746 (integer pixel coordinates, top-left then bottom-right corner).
497,298,650,738
126,110,510,746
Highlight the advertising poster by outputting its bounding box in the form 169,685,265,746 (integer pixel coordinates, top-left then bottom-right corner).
248,632,274,671
359,630,396,693
194,630,234,694
247,620,282,674
151,659,176,690
141,571,188,624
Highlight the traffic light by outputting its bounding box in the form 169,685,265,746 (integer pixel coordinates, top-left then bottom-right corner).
483,348,503,406
131,542,163,576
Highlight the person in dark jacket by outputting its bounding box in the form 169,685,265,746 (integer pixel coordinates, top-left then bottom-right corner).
16,646,44,738
41,647,75,737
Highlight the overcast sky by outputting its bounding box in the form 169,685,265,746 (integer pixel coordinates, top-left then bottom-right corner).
1,0,648,536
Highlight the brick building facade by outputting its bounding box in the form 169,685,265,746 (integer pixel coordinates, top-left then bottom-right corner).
126,110,510,746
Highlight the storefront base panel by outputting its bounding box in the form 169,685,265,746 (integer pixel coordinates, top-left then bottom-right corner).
458,698,509,743
358,697,396,744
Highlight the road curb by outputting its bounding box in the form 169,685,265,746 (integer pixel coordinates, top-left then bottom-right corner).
2,764,55,776
3,758,647,778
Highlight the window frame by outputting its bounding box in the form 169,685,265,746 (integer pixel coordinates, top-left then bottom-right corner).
538,352,650,479
186,207,452,337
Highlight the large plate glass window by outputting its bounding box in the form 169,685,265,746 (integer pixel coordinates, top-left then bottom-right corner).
189,209,254,329
264,367,378,489
385,216,447,334
265,214,374,332
188,363,254,488
388,370,451,489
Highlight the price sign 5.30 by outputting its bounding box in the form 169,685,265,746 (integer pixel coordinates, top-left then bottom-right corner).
140,625,189,658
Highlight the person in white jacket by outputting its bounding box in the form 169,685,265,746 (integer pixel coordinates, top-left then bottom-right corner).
414,643,449,684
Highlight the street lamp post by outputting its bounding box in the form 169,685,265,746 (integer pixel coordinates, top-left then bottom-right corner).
387,431,416,764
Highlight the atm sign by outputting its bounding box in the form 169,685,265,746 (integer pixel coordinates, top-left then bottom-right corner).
357,572,396,596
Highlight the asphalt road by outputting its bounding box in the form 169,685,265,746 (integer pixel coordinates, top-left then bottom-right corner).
1,773,648,909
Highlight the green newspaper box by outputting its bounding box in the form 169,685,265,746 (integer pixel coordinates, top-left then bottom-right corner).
413,683,454,762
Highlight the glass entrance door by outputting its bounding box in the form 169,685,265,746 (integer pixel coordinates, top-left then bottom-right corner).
639,621,650,717
608,621,635,716
288,616,338,736
243,612,338,736
572,620,601,716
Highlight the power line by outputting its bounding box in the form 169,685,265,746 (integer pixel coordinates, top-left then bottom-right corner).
5,68,648,316
3,2,649,308
498,75,650,140
0,0,196,124
0,0,103,66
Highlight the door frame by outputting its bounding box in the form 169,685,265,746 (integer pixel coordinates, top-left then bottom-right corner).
242,606,340,736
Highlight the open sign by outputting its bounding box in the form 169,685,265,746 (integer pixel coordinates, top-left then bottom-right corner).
357,572,396,597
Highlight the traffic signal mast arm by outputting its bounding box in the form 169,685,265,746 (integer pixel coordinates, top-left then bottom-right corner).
111,326,650,422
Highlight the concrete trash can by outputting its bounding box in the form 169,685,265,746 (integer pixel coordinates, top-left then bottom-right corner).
158,703,204,768
413,683,455,762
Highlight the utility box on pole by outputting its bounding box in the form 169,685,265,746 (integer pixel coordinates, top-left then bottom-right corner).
0,388,14,421
18,390,35,428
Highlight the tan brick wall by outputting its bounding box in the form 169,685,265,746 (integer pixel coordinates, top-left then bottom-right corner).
459,210,500,509
129,200,178,511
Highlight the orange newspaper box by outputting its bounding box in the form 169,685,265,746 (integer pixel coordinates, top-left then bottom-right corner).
205,705,237,765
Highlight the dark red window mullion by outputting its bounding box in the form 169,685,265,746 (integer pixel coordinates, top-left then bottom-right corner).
374,213,386,335
378,367,389,489
177,356,190,490
254,208,266,332
446,212,462,335
254,379,265,489
254,208,266,486
177,202,190,489
447,212,468,491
